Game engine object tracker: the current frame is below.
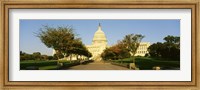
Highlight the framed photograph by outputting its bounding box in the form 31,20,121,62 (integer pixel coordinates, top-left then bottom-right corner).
1,0,199,89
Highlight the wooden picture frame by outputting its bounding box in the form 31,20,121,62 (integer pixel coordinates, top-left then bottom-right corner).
0,0,199,90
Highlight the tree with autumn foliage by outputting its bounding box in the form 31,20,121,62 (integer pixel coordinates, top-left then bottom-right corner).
101,42,130,60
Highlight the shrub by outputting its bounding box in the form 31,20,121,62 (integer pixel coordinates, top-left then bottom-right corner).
62,61,80,68
39,65,61,70
111,57,180,70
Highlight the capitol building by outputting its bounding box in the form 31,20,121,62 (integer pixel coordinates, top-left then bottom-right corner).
86,24,108,61
54,23,150,61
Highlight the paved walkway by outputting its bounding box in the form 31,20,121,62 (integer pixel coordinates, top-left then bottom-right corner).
65,62,130,70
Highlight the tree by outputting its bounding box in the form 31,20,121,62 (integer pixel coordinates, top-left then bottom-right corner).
163,35,180,59
48,56,54,60
37,25,76,59
101,48,115,60
148,42,163,57
41,55,48,60
68,39,92,60
112,42,131,60
20,51,34,60
164,35,180,45
53,52,64,60
20,51,55,61
87,52,92,59
32,52,41,60
101,42,130,61
37,25,92,61
148,35,180,60
122,34,144,62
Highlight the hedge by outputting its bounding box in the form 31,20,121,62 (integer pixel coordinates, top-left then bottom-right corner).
111,57,180,70
20,60,58,69
39,65,61,70
20,60,81,70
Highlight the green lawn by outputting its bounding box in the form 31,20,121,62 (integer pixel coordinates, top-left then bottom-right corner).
20,60,57,69
20,60,80,70
112,57,180,70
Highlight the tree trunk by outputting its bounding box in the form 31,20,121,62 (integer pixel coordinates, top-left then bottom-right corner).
76,55,79,60
132,56,135,63
55,51,59,64
56,54,60,65
70,54,72,63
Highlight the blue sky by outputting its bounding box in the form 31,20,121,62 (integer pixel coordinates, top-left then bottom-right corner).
20,20,180,55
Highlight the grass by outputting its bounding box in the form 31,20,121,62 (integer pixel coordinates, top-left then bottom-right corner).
135,57,180,70
20,60,80,70
21,60,57,63
112,57,180,70
20,60,58,69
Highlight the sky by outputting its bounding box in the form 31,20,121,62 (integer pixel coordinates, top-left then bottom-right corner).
20,20,180,55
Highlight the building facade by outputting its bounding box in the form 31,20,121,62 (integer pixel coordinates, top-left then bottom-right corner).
134,42,150,56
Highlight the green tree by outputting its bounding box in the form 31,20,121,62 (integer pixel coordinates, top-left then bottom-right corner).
32,52,41,60
20,51,34,60
161,35,180,59
122,34,144,62
53,52,64,60
164,35,180,45
20,51,26,60
148,42,163,57
48,56,54,60
148,35,180,60
87,52,92,59
41,55,48,60
68,39,92,60
37,25,92,61
37,25,76,59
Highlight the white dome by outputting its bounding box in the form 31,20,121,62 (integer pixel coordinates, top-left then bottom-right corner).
92,23,107,45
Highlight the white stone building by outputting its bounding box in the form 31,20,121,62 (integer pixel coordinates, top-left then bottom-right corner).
86,23,108,61
135,42,151,56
